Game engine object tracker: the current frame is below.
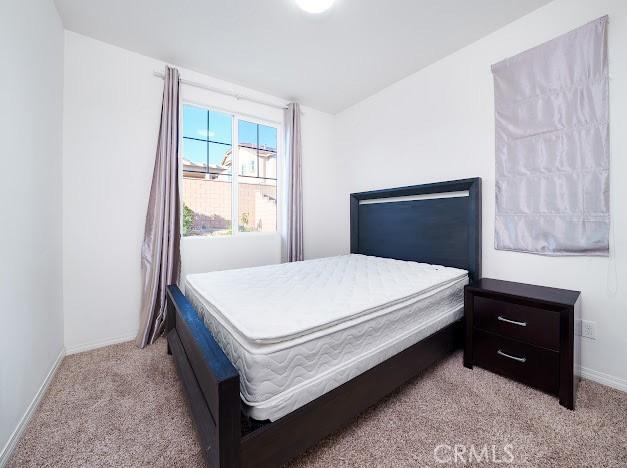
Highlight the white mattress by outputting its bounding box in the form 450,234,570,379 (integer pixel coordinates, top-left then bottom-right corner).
185,254,468,421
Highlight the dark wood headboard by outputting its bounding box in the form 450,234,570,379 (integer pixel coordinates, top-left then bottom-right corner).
350,178,482,282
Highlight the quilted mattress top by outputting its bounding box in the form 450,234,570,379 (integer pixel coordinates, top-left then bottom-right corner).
185,254,467,345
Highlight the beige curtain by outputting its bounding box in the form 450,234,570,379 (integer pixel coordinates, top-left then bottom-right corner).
282,103,304,262
136,66,181,348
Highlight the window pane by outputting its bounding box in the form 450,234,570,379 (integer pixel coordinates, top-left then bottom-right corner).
183,105,208,140
209,142,232,174
238,177,277,233
209,111,232,144
259,125,277,152
258,150,276,179
238,145,257,177
182,174,232,237
238,120,257,148
182,138,207,171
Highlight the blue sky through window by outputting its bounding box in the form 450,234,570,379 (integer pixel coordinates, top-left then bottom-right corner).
182,105,276,172
238,120,277,151
259,125,277,151
182,106,207,140
183,105,234,171
209,142,232,171
238,120,256,147
183,106,232,142
209,111,232,144
182,138,206,166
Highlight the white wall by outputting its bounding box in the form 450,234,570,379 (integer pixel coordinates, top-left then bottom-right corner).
0,0,65,460
62,32,338,351
335,0,627,387
302,109,348,260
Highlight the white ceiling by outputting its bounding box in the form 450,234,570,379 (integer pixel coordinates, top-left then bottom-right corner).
54,0,552,114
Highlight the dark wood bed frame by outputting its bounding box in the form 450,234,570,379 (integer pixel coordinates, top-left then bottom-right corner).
165,178,482,467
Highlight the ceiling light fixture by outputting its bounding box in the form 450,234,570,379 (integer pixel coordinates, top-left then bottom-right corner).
295,0,335,14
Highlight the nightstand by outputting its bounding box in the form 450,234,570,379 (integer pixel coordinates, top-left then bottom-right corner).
463,278,581,409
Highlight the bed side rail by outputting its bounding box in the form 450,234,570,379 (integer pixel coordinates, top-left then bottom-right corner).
166,285,240,468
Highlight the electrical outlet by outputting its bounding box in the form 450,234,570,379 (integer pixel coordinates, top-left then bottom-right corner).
575,319,582,336
581,320,596,340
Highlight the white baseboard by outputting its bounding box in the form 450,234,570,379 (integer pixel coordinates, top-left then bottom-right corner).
578,366,627,393
0,348,65,468
65,331,138,355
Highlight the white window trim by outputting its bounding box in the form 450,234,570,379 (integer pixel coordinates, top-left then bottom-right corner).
179,99,283,238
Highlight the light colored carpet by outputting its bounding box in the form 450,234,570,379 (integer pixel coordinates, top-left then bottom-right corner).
8,339,627,467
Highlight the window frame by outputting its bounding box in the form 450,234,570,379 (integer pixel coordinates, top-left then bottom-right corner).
179,100,283,238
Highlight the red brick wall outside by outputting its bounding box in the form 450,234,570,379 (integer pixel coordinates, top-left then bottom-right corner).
182,177,276,235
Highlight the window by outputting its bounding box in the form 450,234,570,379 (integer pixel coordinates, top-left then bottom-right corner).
181,104,279,237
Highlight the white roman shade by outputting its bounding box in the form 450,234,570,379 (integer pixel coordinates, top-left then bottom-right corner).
492,16,609,256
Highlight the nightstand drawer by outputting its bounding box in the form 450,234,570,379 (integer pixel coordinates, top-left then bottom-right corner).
474,330,559,394
474,296,560,350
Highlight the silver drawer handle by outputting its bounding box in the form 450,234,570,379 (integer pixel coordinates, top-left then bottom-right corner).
497,315,527,327
497,349,527,363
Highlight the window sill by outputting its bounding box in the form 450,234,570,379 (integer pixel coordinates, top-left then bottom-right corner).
182,232,280,242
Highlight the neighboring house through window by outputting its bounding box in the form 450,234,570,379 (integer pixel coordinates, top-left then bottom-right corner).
181,104,279,237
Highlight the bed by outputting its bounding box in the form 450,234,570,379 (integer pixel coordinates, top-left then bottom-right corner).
165,178,481,467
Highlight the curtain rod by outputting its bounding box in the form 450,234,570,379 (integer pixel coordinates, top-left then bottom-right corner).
153,71,289,111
